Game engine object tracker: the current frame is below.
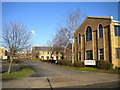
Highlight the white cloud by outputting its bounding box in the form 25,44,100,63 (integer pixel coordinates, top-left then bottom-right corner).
31,30,35,35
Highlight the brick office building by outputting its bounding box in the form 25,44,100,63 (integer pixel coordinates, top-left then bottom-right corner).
74,16,120,68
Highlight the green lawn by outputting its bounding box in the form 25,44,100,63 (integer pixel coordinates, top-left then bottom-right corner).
63,66,120,73
32,58,39,61
1,68,34,79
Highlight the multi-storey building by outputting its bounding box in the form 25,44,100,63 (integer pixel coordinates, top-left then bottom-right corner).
0,46,7,59
32,47,64,60
74,16,120,68
18,50,32,59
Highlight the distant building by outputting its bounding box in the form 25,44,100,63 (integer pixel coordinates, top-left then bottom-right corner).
0,46,7,59
32,46,64,60
74,16,120,68
18,50,32,59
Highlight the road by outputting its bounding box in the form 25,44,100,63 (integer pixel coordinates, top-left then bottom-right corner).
1,61,21,74
2,60,120,88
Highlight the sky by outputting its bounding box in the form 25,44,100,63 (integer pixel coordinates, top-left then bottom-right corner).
2,2,119,47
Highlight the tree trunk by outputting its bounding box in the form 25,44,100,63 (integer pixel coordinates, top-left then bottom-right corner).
7,56,13,73
72,42,74,64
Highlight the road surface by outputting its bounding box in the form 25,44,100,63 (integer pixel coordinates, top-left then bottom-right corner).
2,60,120,88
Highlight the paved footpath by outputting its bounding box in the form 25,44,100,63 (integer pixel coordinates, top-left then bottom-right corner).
2,60,120,88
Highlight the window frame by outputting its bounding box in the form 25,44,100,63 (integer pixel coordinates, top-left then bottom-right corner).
116,48,120,59
86,50,93,60
99,49,104,60
46,56,49,60
99,24,103,38
114,26,120,37
86,26,92,42
41,56,44,60
78,33,81,44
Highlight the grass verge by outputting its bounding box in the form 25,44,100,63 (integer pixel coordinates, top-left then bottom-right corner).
63,66,120,73
1,67,34,79
32,58,39,61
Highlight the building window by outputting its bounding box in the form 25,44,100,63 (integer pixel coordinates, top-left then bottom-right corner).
99,24,103,38
78,52,81,60
116,48,120,59
56,56,58,60
47,52,49,54
114,26,120,36
99,49,104,59
56,52,58,54
42,51,44,54
86,26,92,42
46,56,49,60
36,56,38,58
86,50,92,60
61,56,63,59
78,33,81,44
36,51,39,54
41,56,44,60
51,57,54,60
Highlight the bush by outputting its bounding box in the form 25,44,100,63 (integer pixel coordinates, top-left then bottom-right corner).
58,60,73,66
74,61,84,67
13,59,23,63
7,59,23,63
97,60,113,70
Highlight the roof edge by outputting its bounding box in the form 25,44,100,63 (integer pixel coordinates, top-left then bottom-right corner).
87,16,113,20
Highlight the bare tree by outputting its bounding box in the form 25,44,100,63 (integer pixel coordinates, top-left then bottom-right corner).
47,39,54,59
53,27,70,48
2,22,31,73
47,27,70,60
47,8,84,61
66,8,83,63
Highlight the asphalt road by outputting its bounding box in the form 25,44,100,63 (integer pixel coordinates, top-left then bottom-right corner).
2,60,120,88
1,61,21,73
64,81,120,88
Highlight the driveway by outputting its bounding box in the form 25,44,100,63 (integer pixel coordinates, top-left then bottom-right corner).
2,60,120,88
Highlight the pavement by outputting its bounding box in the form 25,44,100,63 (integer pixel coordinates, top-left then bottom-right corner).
2,60,120,88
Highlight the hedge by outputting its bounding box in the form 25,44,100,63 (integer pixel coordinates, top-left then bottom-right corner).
74,61,84,67
57,60,73,66
96,60,113,70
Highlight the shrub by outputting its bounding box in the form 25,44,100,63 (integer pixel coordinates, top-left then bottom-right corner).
13,59,23,63
7,59,23,63
41,60,55,63
74,61,84,67
57,60,63,65
58,60,73,66
97,60,113,70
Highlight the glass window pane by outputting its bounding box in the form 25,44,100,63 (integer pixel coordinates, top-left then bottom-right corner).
86,50,92,60
99,25,103,38
116,48,120,59
114,26,120,37
100,49,104,59
86,26,92,42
